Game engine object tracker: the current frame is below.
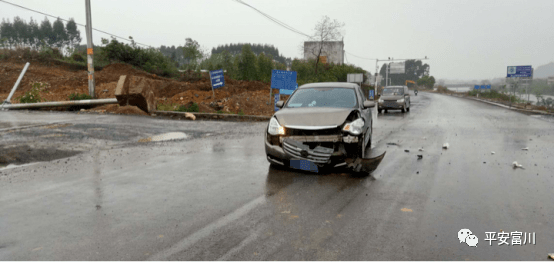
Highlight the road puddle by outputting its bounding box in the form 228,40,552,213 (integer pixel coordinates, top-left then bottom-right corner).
0,145,80,168
138,132,188,142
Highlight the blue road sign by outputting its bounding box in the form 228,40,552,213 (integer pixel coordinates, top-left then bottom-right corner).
271,70,297,91
209,69,225,89
474,85,479,90
480,85,486,90
486,85,491,89
274,93,280,111
369,90,375,99
507,65,533,78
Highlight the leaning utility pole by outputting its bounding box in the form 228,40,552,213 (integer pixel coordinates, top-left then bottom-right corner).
85,0,95,98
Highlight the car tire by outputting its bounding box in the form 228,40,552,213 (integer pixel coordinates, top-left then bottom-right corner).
407,103,410,112
384,109,388,113
401,104,406,113
378,108,382,113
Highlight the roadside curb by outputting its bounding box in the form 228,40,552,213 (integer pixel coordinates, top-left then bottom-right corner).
436,93,554,116
152,110,271,122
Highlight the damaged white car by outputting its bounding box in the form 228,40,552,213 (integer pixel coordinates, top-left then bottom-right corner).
265,82,385,175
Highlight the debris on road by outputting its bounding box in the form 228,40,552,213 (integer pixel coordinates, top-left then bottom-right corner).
548,253,554,260
418,148,424,152
417,155,423,159
184,112,196,120
491,151,495,154
404,149,410,152
443,143,450,149
512,161,524,169
522,147,529,151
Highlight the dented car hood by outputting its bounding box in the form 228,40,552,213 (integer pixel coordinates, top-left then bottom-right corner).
274,107,354,127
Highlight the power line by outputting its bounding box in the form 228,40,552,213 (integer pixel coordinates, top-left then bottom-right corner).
232,0,312,39
0,0,153,48
345,51,379,61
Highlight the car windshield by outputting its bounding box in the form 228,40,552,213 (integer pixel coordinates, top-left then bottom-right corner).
383,88,404,95
285,88,357,108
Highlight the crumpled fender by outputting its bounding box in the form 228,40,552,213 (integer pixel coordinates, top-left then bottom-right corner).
345,151,386,173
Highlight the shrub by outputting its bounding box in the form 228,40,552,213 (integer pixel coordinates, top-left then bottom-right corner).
103,39,179,78
177,102,199,112
17,82,49,103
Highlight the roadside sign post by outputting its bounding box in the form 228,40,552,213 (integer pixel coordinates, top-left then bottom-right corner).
209,69,225,99
85,0,95,98
506,65,533,108
270,70,297,111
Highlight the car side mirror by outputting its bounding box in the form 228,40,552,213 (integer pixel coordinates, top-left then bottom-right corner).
276,101,284,108
363,101,375,108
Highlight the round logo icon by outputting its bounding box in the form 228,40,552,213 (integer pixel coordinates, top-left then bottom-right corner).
508,66,516,74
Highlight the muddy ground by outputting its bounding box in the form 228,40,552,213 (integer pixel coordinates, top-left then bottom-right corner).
1,56,280,116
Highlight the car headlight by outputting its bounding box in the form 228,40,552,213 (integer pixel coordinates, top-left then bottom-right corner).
342,118,364,135
378,98,383,103
397,99,405,103
268,117,285,135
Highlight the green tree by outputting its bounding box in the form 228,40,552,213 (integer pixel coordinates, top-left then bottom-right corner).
237,44,257,81
12,16,28,48
28,18,40,49
417,75,436,89
65,18,81,52
256,53,274,82
0,19,15,48
52,18,67,51
39,17,54,47
182,38,203,69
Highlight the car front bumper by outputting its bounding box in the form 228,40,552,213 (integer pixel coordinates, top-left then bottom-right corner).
264,133,360,168
378,101,404,109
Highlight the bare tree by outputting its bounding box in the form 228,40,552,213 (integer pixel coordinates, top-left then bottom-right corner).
305,16,344,74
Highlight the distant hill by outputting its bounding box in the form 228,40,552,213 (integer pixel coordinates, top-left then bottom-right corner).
534,62,554,78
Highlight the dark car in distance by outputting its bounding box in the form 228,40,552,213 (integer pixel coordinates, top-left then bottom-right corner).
265,82,380,173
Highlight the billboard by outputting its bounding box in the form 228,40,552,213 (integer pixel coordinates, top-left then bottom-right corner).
347,73,363,83
389,62,405,74
507,65,532,78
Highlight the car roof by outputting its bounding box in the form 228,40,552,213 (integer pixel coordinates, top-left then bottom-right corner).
298,82,359,89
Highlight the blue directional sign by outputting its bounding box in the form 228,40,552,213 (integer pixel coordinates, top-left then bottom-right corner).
474,85,479,90
369,90,375,100
274,93,280,111
271,70,297,91
209,69,225,89
486,85,491,89
480,85,486,90
507,65,533,78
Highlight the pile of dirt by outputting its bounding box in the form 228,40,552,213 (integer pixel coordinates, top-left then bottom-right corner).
114,105,149,116
1,58,278,117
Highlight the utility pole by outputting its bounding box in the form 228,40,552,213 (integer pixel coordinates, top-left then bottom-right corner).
85,0,95,98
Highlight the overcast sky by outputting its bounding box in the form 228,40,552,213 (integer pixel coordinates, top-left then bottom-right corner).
1,0,553,81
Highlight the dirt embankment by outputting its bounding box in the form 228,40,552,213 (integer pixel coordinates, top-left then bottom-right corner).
1,57,277,116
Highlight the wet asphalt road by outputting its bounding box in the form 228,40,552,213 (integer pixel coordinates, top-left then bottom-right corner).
1,92,553,260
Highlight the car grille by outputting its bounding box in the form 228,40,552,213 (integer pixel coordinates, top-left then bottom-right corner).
285,127,342,136
282,138,334,164
383,101,399,108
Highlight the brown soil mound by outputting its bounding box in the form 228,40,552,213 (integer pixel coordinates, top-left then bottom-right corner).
114,105,148,116
1,56,278,117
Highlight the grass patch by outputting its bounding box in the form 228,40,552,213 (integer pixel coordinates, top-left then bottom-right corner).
467,90,523,103
69,93,93,100
177,102,199,113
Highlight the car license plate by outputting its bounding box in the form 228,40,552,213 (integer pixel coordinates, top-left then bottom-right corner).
290,159,318,172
